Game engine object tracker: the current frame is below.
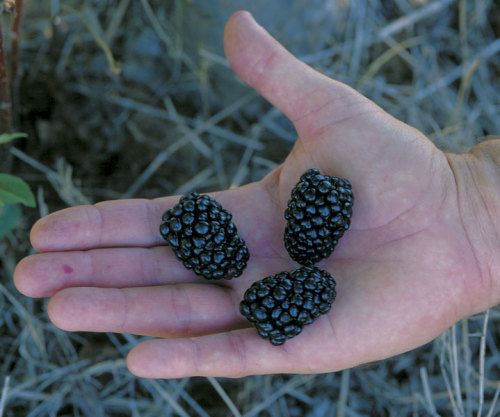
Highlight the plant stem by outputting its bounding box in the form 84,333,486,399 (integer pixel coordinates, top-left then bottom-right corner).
0,17,12,133
10,0,22,129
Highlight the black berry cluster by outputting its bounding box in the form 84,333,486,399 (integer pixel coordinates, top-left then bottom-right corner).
160,192,249,280
240,168,353,345
240,266,336,345
284,169,353,265
158,169,353,346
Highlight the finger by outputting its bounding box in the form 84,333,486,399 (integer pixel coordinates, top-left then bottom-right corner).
126,318,347,379
224,11,441,231
30,197,170,252
30,182,275,252
14,246,200,298
47,284,245,338
224,11,372,137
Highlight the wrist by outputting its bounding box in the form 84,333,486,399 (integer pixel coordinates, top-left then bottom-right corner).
446,139,500,312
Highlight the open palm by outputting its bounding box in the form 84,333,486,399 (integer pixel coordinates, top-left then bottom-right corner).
14,11,488,378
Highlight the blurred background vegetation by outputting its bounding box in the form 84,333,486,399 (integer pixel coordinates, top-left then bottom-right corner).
0,0,499,415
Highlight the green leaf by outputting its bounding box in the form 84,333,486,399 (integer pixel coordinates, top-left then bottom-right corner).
0,204,21,239
0,132,28,145
0,174,36,207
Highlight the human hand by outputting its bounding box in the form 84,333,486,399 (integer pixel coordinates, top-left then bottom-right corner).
14,11,499,378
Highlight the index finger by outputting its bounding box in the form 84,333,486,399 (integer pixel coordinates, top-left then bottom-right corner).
30,181,274,252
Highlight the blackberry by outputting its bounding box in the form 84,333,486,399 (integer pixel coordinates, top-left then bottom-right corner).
159,192,249,280
284,169,353,265
240,266,336,345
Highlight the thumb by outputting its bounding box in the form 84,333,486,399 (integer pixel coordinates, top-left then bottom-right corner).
223,11,368,137
223,12,442,232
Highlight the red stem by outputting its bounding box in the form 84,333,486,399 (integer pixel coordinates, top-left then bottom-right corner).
10,0,23,130
0,17,12,133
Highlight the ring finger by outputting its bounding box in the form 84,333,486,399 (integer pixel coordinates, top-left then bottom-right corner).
47,284,247,338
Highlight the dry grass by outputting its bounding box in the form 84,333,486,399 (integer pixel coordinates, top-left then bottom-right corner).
1,0,499,415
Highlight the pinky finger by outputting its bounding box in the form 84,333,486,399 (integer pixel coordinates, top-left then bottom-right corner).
126,319,347,378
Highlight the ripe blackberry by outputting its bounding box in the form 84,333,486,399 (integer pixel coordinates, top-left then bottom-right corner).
284,169,353,265
159,192,249,280
240,266,336,345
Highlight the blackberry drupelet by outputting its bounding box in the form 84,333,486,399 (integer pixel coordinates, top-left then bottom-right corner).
284,168,353,265
240,266,336,345
159,192,249,280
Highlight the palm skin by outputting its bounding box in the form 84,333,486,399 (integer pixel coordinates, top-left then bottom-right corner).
13,11,496,378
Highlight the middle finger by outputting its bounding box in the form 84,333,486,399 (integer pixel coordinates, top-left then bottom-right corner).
14,246,200,298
